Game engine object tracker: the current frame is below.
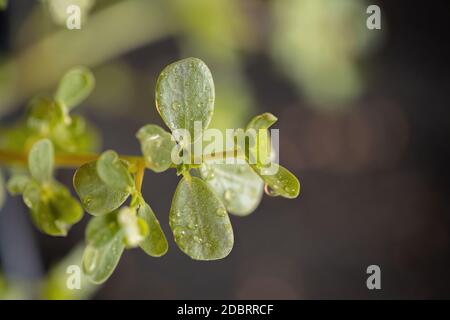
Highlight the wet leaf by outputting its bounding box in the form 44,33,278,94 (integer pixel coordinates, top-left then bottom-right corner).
83,212,125,284
199,161,263,216
250,163,300,199
136,124,176,173
155,57,215,136
138,202,168,257
170,176,233,260
245,113,277,165
96,150,134,190
73,161,130,216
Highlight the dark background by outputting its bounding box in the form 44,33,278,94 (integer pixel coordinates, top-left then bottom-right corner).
1,0,450,299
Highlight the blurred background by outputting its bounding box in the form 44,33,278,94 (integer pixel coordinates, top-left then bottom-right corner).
0,0,449,299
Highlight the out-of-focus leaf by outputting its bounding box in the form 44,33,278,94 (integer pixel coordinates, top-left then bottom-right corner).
45,0,96,26
0,0,7,10
138,202,168,257
117,206,148,248
41,245,98,300
136,124,176,173
22,180,41,211
55,67,95,110
199,161,263,216
96,150,134,190
170,176,233,260
25,182,83,236
156,58,215,137
28,139,54,183
73,161,130,216
7,174,31,195
83,211,125,284
271,0,378,108
250,163,300,199
0,171,5,209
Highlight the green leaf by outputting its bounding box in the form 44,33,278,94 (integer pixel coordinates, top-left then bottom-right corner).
49,184,84,225
155,57,215,136
0,171,5,209
22,180,41,210
73,161,130,216
245,113,277,165
25,182,83,236
28,139,54,183
250,163,300,199
0,0,7,11
170,176,233,260
96,150,134,190
138,202,168,257
41,245,98,300
199,161,263,216
7,174,31,195
55,67,95,109
136,124,176,173
26,97,60,132
83,212,125,284
246,112,278,131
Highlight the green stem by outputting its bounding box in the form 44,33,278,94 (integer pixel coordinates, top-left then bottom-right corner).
0,148,142,168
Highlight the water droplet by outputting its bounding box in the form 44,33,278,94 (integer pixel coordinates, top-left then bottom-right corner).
82,196,92,208
203,167,215,180
83,246,98,273
264,184,279,197
193,235,203,243
173,227,187,240
188,221,198,230
216,207,226,217
224,189,234,203
171,101,181,111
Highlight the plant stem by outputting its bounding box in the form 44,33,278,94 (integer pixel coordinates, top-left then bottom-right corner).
0,148,142,168
134,159,145,192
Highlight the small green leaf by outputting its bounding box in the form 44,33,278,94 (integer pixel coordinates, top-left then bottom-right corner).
170,176,233,260
50,184,84,225
7,175,31,195
0,171,5,209
138,202,168,257
28,139,54,183
83,211,125,283
55,67,95,109
246,112,278,131
22,180,41,210
155,57,215,136
25,182,83,236
41,245,97,300
0,0,7,11
73,161,130,216
250,163,300,199
199,161,264,216
136,124,176,173
96,150,134,190
245,113,277,165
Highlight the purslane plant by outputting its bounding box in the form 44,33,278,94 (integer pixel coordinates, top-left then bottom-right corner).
0,58,300,284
